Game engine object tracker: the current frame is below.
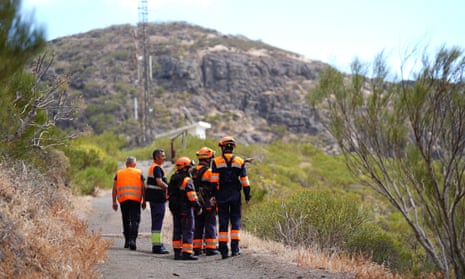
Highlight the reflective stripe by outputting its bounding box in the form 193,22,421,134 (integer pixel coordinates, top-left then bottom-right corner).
240,177,250,187
210,173,219,183
218,231,228,242
193,239,203,249
215,162,227,168
182,243,193,254
231,162,242,168
117,191,143,200
115,168,143,203
230,229,240,240
186,190,198,202
151,231,162,245
172,240,182,249
205,238,217,249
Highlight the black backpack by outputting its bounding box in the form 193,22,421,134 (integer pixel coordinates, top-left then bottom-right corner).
191,166,209,206
168,172,186,212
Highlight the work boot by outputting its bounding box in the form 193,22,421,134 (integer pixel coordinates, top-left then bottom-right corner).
219,242,228,259
205,248,218,256
123,233,129,248
152,245,170,254
231,239,240,256
174,249,182,260
124,238,129,249
182,252,198,260
128,239,137,251
193,248,202,256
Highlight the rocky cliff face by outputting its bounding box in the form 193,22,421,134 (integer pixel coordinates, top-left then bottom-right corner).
49,22,332,147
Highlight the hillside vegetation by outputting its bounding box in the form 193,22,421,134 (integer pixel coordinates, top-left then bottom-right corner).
0,1,448,277
47,22,332,148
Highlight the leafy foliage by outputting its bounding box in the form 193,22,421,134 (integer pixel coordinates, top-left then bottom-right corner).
0,0,45,84
312,46,465,277
62,134,121,194
245,189,366,248
345,223,413,273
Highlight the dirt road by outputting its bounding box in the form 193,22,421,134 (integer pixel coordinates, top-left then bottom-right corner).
78,161,349,279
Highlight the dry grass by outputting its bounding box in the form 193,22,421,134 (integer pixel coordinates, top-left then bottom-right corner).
0,161,111,279
241,231,441,279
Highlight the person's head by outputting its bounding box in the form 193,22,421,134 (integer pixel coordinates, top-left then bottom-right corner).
196,146,215,164
125,156,137,167
175,156,194,173
218,136,236,154
152,149,166,164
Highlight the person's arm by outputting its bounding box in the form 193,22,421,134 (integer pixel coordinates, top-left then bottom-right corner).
155,177,168,190
210,160,219,197
154,166,168,190
112,178,118,211
185,178,202,215
240,164,251,204
141,174,146,209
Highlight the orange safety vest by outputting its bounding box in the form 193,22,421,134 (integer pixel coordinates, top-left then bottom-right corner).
115,167,144,203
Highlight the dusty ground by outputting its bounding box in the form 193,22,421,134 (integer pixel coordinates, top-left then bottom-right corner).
74,161,351,279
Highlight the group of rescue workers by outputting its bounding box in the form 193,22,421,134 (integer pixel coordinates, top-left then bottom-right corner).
112,136,252,260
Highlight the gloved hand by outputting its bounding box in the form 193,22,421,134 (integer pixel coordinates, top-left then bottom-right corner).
209,197,216,207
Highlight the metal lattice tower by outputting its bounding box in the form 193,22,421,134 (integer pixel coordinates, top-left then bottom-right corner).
138,0,151,143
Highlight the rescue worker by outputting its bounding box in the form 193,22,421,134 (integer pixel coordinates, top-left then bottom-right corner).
211,136,251,259
168,156,202,260
145,149,169,254
112,156,146,251
192,147,218,256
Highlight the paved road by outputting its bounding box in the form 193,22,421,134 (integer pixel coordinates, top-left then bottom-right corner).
80,161,350,279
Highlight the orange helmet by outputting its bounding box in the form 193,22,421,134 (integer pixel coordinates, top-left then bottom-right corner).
175,156,193,170
196,147,215,159
218,136,236,148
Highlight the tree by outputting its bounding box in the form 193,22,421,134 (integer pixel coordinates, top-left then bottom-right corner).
311,47,465,278
0,0,45,84
0,0,75,156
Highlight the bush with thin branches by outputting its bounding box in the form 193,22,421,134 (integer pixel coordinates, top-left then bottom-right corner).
0,161,111,278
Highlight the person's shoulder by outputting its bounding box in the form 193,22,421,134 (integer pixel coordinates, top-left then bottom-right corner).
232,155,244,162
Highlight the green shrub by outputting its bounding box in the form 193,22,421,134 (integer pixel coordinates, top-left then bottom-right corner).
345,223,413,273
72,166,113,195
245,189,366,249
62,139,118,194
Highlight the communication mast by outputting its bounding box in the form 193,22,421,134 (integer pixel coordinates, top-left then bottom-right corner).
137,0,152,143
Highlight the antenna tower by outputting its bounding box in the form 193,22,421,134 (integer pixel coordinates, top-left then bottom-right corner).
138,0,152,143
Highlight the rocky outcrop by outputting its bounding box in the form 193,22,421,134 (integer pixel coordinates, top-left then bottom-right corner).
48,22,332,146
152,50,326,141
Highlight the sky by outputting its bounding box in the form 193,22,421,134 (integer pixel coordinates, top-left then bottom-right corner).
22,0,465,74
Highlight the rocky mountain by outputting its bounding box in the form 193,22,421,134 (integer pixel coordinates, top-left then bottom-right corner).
48,22,333,149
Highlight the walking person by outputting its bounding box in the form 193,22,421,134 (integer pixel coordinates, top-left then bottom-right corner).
112,156,146,250
211,136,251,259
191,147,218,256
168,156,202,260
145,149,170,254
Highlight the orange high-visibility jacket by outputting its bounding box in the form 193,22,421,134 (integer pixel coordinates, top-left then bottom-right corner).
115,167,144,203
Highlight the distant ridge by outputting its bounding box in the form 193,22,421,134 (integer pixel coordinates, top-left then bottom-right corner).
48,21,334,149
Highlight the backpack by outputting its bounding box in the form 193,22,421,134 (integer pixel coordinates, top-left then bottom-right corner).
168,172,185,212
191,166,209,206
220,155,241,190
